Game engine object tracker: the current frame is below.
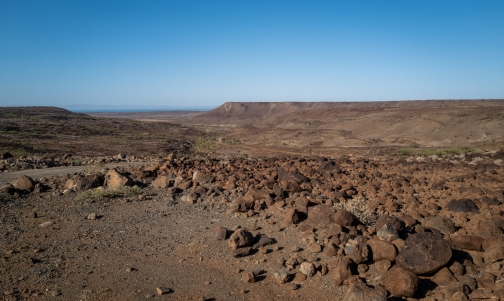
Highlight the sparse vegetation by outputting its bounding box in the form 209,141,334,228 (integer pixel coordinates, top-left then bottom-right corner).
193,136,216,154
333,196,378,226
76,186,142,203
396,146,478,156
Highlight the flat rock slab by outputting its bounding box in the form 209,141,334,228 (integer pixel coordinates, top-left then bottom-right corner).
396,232,452,275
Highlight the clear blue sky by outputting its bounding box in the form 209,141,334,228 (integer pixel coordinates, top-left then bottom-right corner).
1,0,503,109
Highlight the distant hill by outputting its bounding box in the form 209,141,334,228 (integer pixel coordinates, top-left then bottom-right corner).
189,100,504,148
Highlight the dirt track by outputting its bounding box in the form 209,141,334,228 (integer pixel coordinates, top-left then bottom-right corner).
0,162,150,186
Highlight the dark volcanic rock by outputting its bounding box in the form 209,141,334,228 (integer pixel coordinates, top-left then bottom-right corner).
375,215,405,232
446,199,479,213
76,174,104,191
396,232,452,275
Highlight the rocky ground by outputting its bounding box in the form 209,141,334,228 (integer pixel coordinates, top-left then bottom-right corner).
2,150,504,300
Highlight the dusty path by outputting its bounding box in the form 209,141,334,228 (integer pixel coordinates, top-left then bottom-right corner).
0,162,151,186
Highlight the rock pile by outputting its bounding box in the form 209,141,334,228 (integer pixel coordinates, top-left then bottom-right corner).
2,152,504,299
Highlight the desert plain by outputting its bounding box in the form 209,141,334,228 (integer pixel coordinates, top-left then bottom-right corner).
1,100,504,300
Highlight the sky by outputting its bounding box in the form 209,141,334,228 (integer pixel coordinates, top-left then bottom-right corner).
1,0,503,110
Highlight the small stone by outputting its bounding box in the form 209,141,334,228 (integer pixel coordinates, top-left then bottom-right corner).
324,244,338,257
292,272,307,282
156,287,172,295
307,243,322,253
374,260,391,274
242,271,256,283
377,223,398,242
344,283,387,301
233,247,252,258
87,213,97,220
299,262,316,277
228,229,254,249
273,268,289,284
213,226,227,240
432,267,457,287
39,221,53,228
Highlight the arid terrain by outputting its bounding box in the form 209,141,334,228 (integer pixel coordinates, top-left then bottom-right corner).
1,100,504,301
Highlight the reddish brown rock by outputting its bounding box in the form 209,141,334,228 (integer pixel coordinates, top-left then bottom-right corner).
228,229,254,249
477,272,496,289
450,234,484,251
432,267,457,286
282,208,300,227
344,283,386,301
11,175,35,193
242,271,256,283
213,226,227,240
367,239,397,262
344,236,369,264
334,209,356,227
104,169,134,188
382,266,418,297
324,244,338,257
329,257,353,286
307,205,333,227
151,175,173,188
375,215,405,232
232,195,255,212
396,232,452,275
424,216,456,234
483,243,504,263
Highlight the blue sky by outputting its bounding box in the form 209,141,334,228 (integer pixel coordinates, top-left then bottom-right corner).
1,0,503,109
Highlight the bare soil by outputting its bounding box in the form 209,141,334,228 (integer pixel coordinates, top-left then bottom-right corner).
1,102,504,301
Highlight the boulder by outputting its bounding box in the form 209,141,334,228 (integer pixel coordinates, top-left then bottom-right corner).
11,175,35,193
282,208,300,227
483,243,504,263
382,266,418,297
375,215,405,232
329,257,353,286
151,175,173,188
343,283,386,301
450,234,484,251
334,209,356,227
345,236,369,264
396,232,452,275
75,174,104,191
424,216,456,234
432,267,457,287
377,223,398,241
299,262,316,277
104,169,134,188
228,229,254,249
192,170,212,185
232,195,255,212
307,205,333,227
446,199,479,213
367,239,397,262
